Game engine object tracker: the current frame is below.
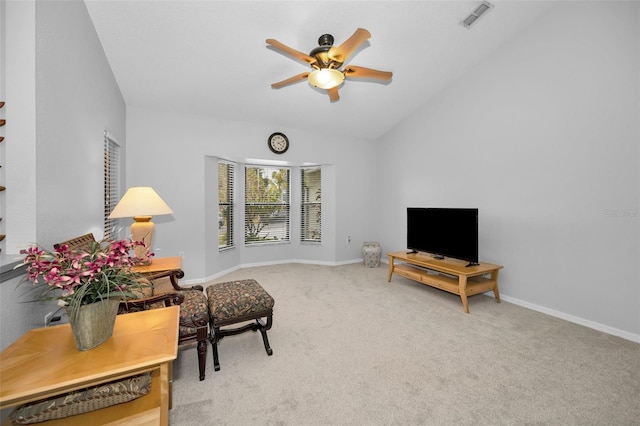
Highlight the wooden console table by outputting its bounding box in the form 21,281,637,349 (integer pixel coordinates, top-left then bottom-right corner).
387,251,503,313
0,306,180,425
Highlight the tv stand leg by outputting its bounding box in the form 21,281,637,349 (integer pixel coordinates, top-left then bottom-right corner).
459,276,470,314
387,256,394,282
492,270,501,304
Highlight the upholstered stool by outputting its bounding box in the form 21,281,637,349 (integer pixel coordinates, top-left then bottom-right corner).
206,279,275,371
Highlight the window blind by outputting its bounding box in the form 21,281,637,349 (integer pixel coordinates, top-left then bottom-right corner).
245,165,290,244
301,167,321,242
218,160,234,250
103,133,120,241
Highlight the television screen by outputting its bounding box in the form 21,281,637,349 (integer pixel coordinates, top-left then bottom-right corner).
407,207,479,265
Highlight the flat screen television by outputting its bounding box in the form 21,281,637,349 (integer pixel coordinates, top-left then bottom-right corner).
407,207,479,266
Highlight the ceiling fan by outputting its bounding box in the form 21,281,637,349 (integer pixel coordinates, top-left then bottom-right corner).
266,28,392,102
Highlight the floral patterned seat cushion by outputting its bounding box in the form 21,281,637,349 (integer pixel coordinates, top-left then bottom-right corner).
179,289,209,335
206,279,275,324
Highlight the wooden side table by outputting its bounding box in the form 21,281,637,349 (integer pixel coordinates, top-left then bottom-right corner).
0,306,180,425
132,256,203,292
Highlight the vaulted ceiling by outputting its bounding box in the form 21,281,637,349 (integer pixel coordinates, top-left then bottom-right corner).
84,1,559,140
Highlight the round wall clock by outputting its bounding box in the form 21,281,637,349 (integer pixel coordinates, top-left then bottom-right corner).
268,132,289,154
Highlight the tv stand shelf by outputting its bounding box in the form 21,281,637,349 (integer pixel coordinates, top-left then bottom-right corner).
387,251,503,313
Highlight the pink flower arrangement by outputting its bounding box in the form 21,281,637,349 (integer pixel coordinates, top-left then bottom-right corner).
17,239,150,315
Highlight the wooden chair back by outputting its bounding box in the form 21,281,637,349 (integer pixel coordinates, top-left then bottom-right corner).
53,233,96,251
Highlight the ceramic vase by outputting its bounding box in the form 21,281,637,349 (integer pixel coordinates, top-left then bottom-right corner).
362,241,382,268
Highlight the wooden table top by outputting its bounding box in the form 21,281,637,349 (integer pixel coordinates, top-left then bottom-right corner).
131,256,182,274
387,251,503,276
0,306,180,409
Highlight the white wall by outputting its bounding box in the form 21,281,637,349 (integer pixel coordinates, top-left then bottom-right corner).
0,0,126,352
35,0,127,249
125,107,377,281
376,2,639,340
2,0,37,256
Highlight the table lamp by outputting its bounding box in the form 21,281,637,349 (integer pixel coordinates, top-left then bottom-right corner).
108,187,173,260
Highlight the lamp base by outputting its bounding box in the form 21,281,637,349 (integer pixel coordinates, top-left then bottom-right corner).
130,216,154,261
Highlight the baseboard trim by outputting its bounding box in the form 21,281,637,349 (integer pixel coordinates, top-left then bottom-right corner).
183,258,363,287
498,294,640,344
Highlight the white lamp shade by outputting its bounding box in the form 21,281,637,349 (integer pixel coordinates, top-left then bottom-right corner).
108,187,173,219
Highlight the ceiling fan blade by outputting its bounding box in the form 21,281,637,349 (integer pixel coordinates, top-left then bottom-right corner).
271,72,310,89
266,39,316,65
327,86,340,102
343,65,393,82
328,28,371,63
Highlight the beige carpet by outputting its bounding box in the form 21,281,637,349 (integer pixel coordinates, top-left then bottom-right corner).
169,263,640,425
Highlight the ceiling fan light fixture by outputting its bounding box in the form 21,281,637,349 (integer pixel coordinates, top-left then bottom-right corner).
268,28,388,101
308,69,345,90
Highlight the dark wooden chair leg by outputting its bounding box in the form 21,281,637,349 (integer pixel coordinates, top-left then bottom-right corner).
197,339,207,380
256,318,273,356
210,329,221,371
189,313,210,381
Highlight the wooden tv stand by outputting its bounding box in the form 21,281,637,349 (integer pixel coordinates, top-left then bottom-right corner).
387,251,503,313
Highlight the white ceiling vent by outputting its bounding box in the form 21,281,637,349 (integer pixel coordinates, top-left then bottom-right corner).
461,2,494,29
